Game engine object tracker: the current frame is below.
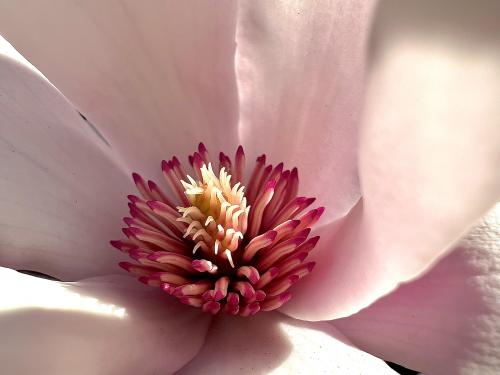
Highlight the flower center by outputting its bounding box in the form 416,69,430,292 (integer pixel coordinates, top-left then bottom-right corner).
177,163,249,269
111,143,323,316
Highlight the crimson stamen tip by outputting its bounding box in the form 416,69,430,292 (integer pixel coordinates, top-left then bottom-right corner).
198,142,207,153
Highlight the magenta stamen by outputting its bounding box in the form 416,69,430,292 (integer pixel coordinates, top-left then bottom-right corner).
256,236,306,271
288,262,316,279
246,180,276,238
219,151,232,174
223,302,240,315
266,275,300,297
191,259,218,274
128,248,151,262
261,292,292,311
239,302,261,317
280,167,299,211
214,276,230,301
226,292,240,306
254,267,280,289
173,280,213,297
127,227,187,254
242,230,277,262
138,276,162,287
112,144,322,316
233,281,256,300
180,296,204,308
119,262,157,277
162,160,190,206
255,290,266,301
198,142,211,165
234,145,245,183
202,301,221,315
266,196,308,229
171,156,187,181
129,204,159,229
236,266,260,284
271,219,301,243
293,236,320,255
262,170,291,228
122,228,157,251
148,180,175,208
268,163,284,185
151,271,190,285
275,252,309,275
246,154,266,203
202,290,215,301
191,153,204,180
132,172,154,201
124,217,158,232
162,283,174,294
110,240,135,252
253,164,273,199
148,251,195,272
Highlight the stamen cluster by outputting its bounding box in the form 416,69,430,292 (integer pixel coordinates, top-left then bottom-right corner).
111,143,323,316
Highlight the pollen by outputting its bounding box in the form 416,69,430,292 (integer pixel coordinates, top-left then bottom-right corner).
177,163,250,268
111,143,323,316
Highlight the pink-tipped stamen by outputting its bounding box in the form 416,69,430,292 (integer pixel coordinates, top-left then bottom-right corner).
112,144,323,316
234,145,245,183
242,230,277,262
261,292,292,311
254,267,280,290
236,266,260,284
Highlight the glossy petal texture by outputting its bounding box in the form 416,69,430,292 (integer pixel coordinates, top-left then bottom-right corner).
0,268,211,374
283,0,500,320
178,311,396,374
235,0,376,222
0,1,240,180
333,203,500,375
0,45,132,280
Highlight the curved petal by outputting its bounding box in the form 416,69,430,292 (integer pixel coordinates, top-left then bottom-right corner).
0,1,240,180
0,268,211,374
177,311,395,374
283,0,500,320
0,45,133,280
332,203,500,374
235,0,376,222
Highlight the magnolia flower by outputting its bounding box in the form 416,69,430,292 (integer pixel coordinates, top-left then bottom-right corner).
0,1,499,374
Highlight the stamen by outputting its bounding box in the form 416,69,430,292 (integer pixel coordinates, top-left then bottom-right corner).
112,144,323,316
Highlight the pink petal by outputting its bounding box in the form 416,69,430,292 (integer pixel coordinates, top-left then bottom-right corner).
0,43,132,280
283,1,500,320
332,203,500,374
235,1,376,222
177,311,395,374
0,267,211,373
0,2,240,179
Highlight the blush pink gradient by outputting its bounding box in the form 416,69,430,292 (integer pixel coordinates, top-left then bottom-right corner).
0,1,499,374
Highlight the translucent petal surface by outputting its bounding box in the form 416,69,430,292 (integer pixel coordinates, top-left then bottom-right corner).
178,311,396,374
333,203,500,374
235,0,376,222
0,1,240,180
0,268,211,374
282,0,500,320
0,43,132,280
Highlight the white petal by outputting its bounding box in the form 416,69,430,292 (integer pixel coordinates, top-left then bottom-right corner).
178,311,396,374
0,1,240,179
235,0,376,222
333,203,500,374
0,44,132,280
0,267,211,374
282,0,500,320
